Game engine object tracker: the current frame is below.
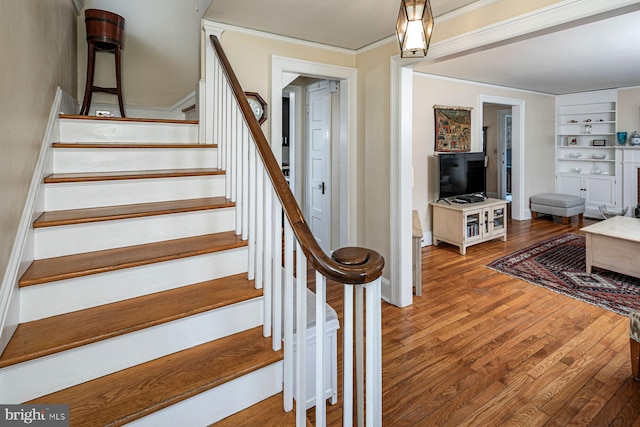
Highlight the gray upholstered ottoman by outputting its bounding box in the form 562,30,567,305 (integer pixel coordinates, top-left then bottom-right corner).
631,310,640,380
530,193,585,224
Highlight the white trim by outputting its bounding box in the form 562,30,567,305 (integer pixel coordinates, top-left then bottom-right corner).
0,87,70,354
271,56,358,246
204,21,354,55
389,58,413,308
478,95,526,220
202,21,225,145
380,277,391,304
422,231,432,247
426,0,640,61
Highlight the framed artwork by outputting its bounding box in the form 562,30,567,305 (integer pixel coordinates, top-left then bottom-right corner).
592,139,606,146
567,136,578,146
434,105,472,152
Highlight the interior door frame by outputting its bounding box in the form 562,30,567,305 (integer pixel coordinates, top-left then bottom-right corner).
271,56,357,248
304,80,332,251
497,108,512,200
479,95,525,218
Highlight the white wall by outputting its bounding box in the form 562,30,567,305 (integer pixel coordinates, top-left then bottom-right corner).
412,74,556,237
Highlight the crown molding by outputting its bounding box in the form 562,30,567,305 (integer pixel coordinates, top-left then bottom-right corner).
427,0,640,61
203,21,356,56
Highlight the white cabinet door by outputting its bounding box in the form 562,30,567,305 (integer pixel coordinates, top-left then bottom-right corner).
584,175,616,208
557,173,583,197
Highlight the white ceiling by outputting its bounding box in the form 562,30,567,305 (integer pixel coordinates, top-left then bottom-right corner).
205,1,640,95
414,8,640,94
204,0,478,50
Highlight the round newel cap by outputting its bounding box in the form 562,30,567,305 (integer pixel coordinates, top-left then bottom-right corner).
331,247,371,266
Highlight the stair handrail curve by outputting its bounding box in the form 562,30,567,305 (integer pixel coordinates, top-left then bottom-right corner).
209,34,384,285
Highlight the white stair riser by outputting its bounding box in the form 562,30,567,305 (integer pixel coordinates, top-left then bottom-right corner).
127,362,283,427
1,298,263,403
52,147,218,173
59,120,198,143
20,247,248,322
33,208,236,259
44,176,226,210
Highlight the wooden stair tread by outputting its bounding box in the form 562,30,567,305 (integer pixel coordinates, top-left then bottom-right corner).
0,274,259,369
28,327,282,427
59,114,198,125
34,197,234,228
44,168,224,183
213,394,312,427
19,231,246,287
52,142,216,149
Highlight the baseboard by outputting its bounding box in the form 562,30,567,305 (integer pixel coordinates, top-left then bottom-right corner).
422,231,433,247
381,277,391,303
0,87,68,354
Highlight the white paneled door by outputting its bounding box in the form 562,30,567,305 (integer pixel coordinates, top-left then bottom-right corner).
305,81,331,252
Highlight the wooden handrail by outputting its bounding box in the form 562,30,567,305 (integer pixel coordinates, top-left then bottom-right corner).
209,35,384,285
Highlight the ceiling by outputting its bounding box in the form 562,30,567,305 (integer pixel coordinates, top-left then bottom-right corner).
205,1,640,95
204,0,478,50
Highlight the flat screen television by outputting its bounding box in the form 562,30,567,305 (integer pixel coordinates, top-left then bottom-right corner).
437,152,486,199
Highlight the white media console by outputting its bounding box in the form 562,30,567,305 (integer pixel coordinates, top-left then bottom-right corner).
430,198,508,255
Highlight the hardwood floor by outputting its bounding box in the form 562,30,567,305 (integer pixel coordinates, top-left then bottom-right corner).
311,217,640,426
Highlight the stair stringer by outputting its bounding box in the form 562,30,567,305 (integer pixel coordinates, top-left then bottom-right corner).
0,87,72,355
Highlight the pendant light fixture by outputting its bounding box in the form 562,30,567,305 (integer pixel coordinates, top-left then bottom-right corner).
396,0,434,58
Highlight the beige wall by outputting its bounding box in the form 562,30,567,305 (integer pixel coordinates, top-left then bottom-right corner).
412,74,555,234
354,42,399,277
0,0,77,286
79,0,202,109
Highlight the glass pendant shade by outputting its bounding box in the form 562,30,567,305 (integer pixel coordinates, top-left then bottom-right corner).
396,0,434,58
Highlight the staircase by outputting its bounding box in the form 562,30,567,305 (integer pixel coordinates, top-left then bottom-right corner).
0,115,286,425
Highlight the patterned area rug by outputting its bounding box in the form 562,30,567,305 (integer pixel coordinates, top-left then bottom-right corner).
487,233,640,316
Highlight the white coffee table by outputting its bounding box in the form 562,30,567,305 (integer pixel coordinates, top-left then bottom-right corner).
581,216,640,278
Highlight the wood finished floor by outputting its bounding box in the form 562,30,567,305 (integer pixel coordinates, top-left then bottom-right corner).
308,217,640,426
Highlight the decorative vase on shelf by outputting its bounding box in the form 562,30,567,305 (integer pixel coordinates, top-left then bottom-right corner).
617,131,628,146
630,131,640,146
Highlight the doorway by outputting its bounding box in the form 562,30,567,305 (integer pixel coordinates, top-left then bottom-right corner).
482,103,513,203
282,78,334,252
478,95,525,220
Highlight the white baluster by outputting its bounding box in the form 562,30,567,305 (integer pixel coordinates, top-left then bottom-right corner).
263,177,272,337
273,197,283,350
241,126,249,240
229,103,238,203
343,285,354,425
365,278,382,426
255,159,264,289
224,85,232,199
234,107,242,234
283,221,294,411
356,285,364,427
295,243,307,426
315,271,326,425
248,143,256,280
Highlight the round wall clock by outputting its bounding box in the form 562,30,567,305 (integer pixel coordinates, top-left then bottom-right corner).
245,92,267,125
